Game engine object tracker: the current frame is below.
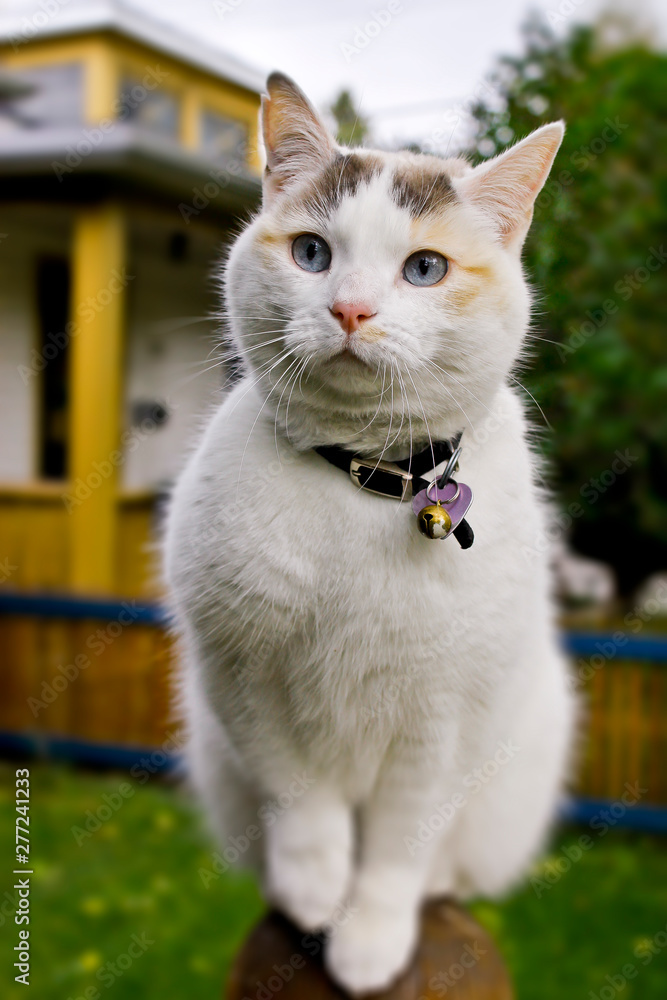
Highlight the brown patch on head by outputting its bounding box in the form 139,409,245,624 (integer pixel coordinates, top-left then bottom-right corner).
392,162,456,218
301,152,383,219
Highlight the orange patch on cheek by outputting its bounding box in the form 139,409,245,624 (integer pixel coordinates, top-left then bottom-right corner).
447,281,483,310
458,262,494,279
255,228,284,248
254,228,293,269
447,265,506,312
358,325,386,342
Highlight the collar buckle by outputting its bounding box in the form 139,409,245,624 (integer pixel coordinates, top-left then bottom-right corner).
349,458,413,501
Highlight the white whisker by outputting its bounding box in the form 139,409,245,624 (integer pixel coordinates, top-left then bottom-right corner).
403,364,436,478
273,355,305,453
233,352,299,499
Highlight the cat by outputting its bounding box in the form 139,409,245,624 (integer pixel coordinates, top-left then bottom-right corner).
164,72,575,995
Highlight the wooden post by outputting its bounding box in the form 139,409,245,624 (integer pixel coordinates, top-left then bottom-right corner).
68,203,126,594
227,899,514,999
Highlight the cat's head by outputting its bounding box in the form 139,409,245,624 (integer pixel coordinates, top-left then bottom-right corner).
225,72,563,451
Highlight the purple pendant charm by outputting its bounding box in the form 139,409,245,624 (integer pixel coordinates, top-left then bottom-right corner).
412,479,473,540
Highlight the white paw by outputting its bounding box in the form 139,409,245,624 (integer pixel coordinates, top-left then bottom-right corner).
266,807,352,931
325,903,418,995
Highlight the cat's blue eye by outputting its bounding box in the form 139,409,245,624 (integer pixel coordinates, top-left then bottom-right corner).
403,250,448,287
292,234,332,273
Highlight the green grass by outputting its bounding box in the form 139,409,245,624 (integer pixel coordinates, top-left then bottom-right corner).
0,762,666,999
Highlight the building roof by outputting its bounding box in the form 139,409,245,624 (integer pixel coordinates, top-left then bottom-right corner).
0,0,263,216
0,119,262,221
0,0,265,95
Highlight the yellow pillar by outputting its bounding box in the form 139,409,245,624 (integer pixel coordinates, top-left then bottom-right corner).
68,204,126,594
85,40,119,123
181,89,201,151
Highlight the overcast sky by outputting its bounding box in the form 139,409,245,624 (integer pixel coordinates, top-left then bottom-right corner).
5,0,664,152
130,0,663,153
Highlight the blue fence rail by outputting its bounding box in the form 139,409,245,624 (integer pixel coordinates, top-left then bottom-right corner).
1,590,666,832
0,590,170,625
1,590,667,660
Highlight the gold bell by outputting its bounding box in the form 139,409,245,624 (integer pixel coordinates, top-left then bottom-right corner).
418,502,452,539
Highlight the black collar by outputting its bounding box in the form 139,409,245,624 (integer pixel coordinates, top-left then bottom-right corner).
315,435,462,500
315,433,474,548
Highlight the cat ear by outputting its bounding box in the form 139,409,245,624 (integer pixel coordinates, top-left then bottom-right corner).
456,122,565,248
261,72,336,204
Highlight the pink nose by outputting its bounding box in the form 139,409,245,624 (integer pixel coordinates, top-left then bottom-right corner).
330,300,377,336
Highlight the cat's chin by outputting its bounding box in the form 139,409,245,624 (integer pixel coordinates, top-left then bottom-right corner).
319,347,378,379
310,350,382,400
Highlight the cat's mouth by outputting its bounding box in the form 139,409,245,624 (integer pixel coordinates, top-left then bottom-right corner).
312,347,376,386
337,344,375,369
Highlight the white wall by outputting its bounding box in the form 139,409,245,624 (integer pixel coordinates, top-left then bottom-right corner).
0,211,71,482
0,206,231,491
122,236,229,490
0,247,35,480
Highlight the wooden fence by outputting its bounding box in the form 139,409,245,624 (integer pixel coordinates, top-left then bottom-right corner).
0,592,666,811
0,486,160,596
0,594,173,752
563,632,667,806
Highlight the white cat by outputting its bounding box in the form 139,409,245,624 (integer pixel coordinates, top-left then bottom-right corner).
165,72,574,995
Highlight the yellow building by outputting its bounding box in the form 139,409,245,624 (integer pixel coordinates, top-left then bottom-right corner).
0,1,262,759
0,0,262,601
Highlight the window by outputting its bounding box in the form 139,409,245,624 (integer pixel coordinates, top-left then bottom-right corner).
36,258,70,480
200,109,247,165
0,63,83,128
119,77,179,139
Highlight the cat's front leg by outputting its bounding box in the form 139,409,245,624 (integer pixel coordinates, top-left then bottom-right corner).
326,740,450,995
265,781,353,932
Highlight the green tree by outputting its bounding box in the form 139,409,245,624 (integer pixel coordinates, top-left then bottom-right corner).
469,12,667,594
330,89,369,147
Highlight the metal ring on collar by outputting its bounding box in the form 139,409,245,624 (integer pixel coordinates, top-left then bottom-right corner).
427,478,461,505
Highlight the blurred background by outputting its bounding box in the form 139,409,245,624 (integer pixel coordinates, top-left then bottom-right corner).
0,0,665,996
